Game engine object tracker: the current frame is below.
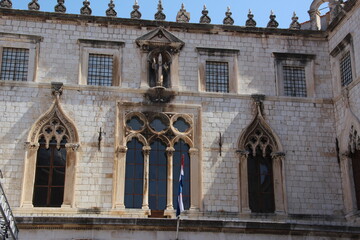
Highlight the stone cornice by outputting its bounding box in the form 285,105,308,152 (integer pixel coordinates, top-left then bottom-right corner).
0,8,328,39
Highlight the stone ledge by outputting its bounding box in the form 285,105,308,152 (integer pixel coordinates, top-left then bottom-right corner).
15,216,360,237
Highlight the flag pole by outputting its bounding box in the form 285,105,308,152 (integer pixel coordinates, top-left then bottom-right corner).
175,215,180,240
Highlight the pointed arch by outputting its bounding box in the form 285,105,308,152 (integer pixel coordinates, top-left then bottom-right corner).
237,104,286,214
21,96,79,209
171,135,194,148
126,133,149,147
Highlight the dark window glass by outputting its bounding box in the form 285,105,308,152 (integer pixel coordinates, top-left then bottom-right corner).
173,140,190,210
33,138,67,207
351,150,360,210
87,54,113,86
173,118,190,133
0,48,29,81
125,138,144,209
340,52,353,87
149,140,167,210
283,66,307,97
247,145,275,213
205,61,229,93
150,118,167,132
126,116,144,131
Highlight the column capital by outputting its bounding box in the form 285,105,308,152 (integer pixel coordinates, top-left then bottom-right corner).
271,152,285,161
65,143,80,152
142,146,151,155
340,151,351,161
189,148,198,155
116,146,128,154
24,142,39,151
166,147,175,156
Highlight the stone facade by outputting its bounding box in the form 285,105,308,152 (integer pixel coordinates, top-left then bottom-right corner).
0,0,359,239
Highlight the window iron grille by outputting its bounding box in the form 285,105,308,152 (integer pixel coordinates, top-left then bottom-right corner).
283,66,307,97
87,54,113,86
340,51,353,87
0,48,29,81
205,61,229,93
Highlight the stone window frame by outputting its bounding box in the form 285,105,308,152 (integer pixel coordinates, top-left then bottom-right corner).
113,102,202,218
0,33,42,82
196,47,239,94
78,39,124,86
274,52,316,98
21,89,80,210
330,34,356,94
237,97,287,215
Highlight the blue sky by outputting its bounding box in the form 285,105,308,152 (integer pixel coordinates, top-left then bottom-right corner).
14,0,328,28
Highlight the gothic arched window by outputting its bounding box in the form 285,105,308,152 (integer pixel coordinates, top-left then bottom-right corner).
33,136,67,207
124,138,144,209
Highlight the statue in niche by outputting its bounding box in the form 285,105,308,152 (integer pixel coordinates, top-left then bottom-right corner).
148,50,171,88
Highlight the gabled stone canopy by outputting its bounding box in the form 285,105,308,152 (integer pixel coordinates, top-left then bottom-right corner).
136,27,184,51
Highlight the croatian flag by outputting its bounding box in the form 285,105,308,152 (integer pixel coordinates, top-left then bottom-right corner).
176,154,185,217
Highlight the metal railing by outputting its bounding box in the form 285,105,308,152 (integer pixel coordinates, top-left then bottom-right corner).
0,181,18,240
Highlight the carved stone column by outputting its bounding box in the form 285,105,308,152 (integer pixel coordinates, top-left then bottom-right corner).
272,152,286,214
189,148,199,210
340,152,358,215
237,150,251,213
142,146,151,210
62,143,80,208
165,147,175,215
20,142,39,208
113,146,127,209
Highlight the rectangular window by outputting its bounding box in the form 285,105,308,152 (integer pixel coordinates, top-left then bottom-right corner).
283,66,307,97
87,54,113,86
340,51,353,87
0,47,29,81
205,61,229,93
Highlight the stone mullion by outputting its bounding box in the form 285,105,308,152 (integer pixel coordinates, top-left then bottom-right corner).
142,146,151,210
20,142,39,208
271,152,286,214
340,153,358,215
237,150,251,213
166,147,175,211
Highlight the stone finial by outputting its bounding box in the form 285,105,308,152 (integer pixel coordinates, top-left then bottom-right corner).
223,6,234,25
28,0,40,11
55,0,66,13
200,5,211,24
106,0,117,17
155,0,166,20
289,12,301,30
267,10,279,28
176,3,190,23
245,9,256,27
0,0,12,9
131,0,142,19
80,0,92,15
51,82,63,97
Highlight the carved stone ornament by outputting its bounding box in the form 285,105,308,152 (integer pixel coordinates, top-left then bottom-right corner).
245,9,256,27
144,87,175,103
176,3,190,23
199,5,211,24
238,94,283,156
54,0,66,13
131,0,142,19
28,0,40,11
267,10,279,28
52,82,63,97
289,12,301,30
154,0,166,21
80,0,92,15
24,142,39,151
65,143,80,152
223,7,234,25
0,0,12,8
106,0,117,17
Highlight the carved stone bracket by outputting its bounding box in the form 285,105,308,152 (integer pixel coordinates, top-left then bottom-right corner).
65,143,80,152
24,142,39,151
251,94,265,116
51,82,63,97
